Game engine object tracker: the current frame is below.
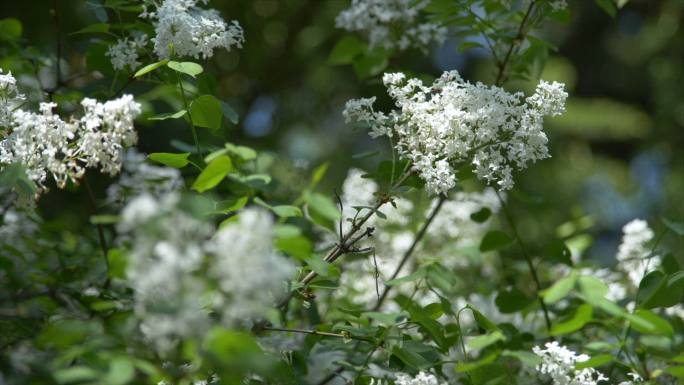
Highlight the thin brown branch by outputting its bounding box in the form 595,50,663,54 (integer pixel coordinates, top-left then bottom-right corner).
495,0,537,86
276,171,412,309
494,190,552,333
260,326,372,343
372,195,447,311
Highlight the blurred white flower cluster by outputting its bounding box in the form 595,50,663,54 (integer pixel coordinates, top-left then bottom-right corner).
118,195,294,353
533,342,607,385
0,68,24,127
106,34,148,71
336,0,447,52
616,218,658,288
395,372,446,385
106,149,183,205
139,0,245,60
0,70,141,192
344,71,568,195
205,207,296,324
330,169,499,308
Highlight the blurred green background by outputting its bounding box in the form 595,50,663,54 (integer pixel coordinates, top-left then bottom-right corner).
1,0,682,265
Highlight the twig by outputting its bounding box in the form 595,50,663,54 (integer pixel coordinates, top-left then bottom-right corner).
276,171,412,308
260,325,371,343
494,190,552,333
372,195,447,311
176,73,202,157
83,177,111,288
495,0,537,86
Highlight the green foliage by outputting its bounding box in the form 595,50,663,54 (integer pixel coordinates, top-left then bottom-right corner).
192,154,233,192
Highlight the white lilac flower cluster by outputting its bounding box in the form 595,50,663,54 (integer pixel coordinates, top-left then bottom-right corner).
0,70,141,193
330,169,499,308
533,342,607,385
395,372,446,385
336,0,447,52
0,68,24,127
106,34,148,71
118,194,294,353
616,219,658,288
343,71,568,195
205,207,296,324
106,149,183,205
140,0,245,60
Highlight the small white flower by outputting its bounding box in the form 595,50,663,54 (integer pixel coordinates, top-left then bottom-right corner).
533,341,607,385
343,70,568,195
616,219,658,288
336,0,447,52
106,34,148,71
395,371,446,385
143,0,244,60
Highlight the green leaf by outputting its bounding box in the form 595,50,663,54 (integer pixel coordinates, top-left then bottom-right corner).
578,275,608,301
409,306,447,349
550,304,593,336
70,23,110,35
148,110,187,120
546,239,572,265
502,350,541,367
105,357,134,385
328,35,365,65
148,152,190,168
594,0,618,17
542,271,577,304
629,309,673,336
575,354,613,369
134,59,169,78
192,155,233,192
391,346,432,370
54,367,100,384
665,366,684,379
306,192,341,230
0,163,38,200
190,95,223,133
225,143,257,161
275,235,312,260
467,330,505,350
107,248,127,279
220,101,240,124
272,205,303,218
353,50,388,79
479,230,513,252
466,304,500,332
470,207,492,223
495,287,532,313
0,18,22,39
167,60,203,78
662,217,684,236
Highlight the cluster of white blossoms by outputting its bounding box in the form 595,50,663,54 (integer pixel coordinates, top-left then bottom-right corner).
106,34,148,71
118,192,214,353
140,0,244,60
335,0,447,52
343,71,568,195
330,169,500,308
0,69,24,127
118,194,294,352
615,219,658,288
0,71,141,192
533,342,607,385
205,207,295,325
395,372,446,385
106,149,183,205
